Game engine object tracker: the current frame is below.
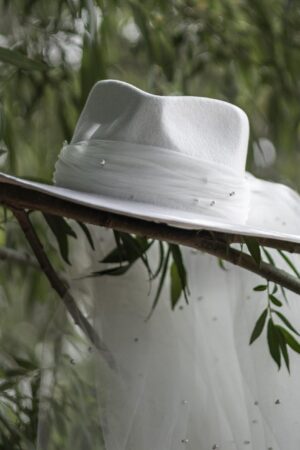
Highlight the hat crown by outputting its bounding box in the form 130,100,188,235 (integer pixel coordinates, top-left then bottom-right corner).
72,80,249,175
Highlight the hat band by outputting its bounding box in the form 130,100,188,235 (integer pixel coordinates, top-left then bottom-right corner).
54,139,250,224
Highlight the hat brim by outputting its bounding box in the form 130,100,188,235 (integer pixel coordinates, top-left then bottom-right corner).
1,171,300,246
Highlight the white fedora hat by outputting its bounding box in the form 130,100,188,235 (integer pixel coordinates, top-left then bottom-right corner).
1,79,300,244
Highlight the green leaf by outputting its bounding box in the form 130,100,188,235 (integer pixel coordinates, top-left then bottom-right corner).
277,326,300,354
244,237,261,266
269,294,282,307
147,247,171,319
0,46,47,71
253,284,267,291
276,326,290,373
170,261,182,309
121,234,153,277
267,319,281,369
272,284,278,294
76,221,95,250
43,213,77,265
102,232,151,265
169,244,189,302
218,258,227,271
87,265,131,277
249,308,268,344
113,230,125,264
278,250,300,278
151,241,165,280
262,247,275,266
280,286,289,304
102,246,127,264
0,381,15,392
274,311,300,336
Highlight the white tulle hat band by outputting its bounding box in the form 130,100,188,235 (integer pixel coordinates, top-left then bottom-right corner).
53,139,250,224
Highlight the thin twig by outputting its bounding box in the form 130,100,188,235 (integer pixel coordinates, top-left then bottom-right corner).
0,245,39,269
12,207,116,371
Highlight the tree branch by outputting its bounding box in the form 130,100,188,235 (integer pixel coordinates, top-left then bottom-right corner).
0,245,39,269
1,181,300,297
12,207,116,371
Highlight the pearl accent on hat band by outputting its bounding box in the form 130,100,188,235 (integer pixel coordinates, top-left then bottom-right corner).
53,139,250,225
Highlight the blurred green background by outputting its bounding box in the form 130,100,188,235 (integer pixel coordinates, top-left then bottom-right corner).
0,0,300,448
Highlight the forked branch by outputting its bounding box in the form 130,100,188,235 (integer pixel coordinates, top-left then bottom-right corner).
12,207,116,371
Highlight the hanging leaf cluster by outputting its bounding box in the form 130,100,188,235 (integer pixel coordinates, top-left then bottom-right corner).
250,281,300,372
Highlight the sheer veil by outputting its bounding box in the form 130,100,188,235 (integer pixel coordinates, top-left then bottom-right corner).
32,79,300,450
36,215,300,450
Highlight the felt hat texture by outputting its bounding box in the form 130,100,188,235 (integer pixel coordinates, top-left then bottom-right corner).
1,80,300,244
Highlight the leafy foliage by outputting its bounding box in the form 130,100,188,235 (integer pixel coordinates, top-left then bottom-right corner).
244,237,261,266
43,213,77,265
250,278,300,373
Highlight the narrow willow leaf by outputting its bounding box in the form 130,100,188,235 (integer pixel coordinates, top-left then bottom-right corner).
267,319,281,369
170,244,189,301
114,230,126,264
276,327,290,373
76,221,95,250
262,247,275,266
277,326,300,354
0,46,47,71
274,311,300,336
0,380,15,392
124,234,153,277
253,284,267,291
269,294,282,307
280,286,289,304
249,308,268,344
87,265,131,278
272,284,278,294
170,261,182,309
151,241,165,280
147,247,171,319
244,237,261,266
43,213,77,265
278,250,300,278
102,245,127,264
218,258,227,271
102,232,151,265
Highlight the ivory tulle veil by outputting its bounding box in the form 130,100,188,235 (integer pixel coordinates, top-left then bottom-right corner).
31,79,300,450
36,221,300,450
